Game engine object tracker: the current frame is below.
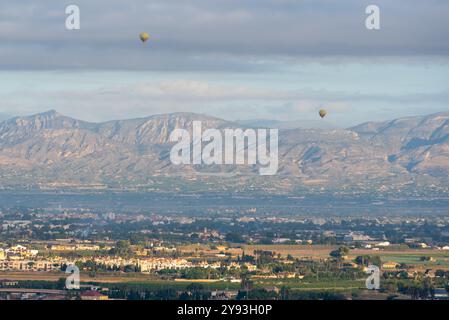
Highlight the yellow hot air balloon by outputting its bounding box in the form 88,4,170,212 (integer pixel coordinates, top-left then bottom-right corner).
139,32,150,43
319,109,327,118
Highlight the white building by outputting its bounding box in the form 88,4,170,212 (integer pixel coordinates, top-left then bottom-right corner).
138,258,193,272
4,245,38,258
0,260,60,271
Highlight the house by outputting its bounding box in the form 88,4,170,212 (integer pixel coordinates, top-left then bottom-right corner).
0,280,19,287
51,245,76,251
382,261,399,269
7,245,28,253
377,241,391,247
344,233,372,241
210,290,238,300
51,244,100,251
0,260,60,271
263,286,280,294
75,244,100,251
272,238,291,244
4,245,38,258
243,263,258,272
80,290,109,300
424,269,436,278
138,258,193,272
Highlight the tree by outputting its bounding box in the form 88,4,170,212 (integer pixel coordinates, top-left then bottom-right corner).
355,255,382,267
225,232,244,243
186,283,204,292
185,283,205,300
240,273,254,291
110,240,133,257
330,246,349,259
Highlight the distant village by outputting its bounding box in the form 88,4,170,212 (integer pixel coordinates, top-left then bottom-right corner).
1,208,449,300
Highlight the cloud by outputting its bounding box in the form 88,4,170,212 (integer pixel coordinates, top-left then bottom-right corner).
39,80,447,108
130,80,271,99
2,77,447,125
0,0,448,70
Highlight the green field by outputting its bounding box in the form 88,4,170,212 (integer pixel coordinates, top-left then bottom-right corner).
253,278,365,291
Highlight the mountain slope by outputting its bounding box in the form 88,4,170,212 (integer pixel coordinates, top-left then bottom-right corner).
0,110,448,193
351,112,449,176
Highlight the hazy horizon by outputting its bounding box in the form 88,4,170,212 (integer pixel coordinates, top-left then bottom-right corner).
2,106,449,130
1,1,448,126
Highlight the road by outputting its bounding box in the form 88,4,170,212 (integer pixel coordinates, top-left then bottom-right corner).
0,288,66,294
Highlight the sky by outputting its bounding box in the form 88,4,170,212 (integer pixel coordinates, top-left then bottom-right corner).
0,0,448,127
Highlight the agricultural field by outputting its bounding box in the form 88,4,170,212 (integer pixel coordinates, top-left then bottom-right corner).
243,245,336,259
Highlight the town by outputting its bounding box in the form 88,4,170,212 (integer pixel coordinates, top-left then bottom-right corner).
1,206,449,300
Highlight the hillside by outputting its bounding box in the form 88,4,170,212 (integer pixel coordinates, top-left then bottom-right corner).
0,110,448,195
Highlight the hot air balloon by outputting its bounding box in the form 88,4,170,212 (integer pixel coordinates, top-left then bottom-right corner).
139,32,150,43
319,109,327,118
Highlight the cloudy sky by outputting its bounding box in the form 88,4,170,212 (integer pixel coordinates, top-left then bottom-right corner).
0,0,448,126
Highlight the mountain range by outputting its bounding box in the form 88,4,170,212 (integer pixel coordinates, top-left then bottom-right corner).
0,110,449,195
